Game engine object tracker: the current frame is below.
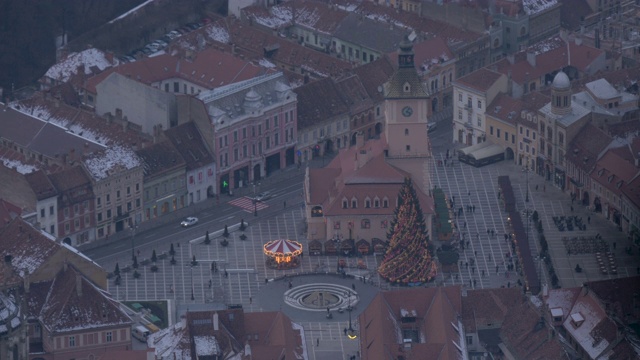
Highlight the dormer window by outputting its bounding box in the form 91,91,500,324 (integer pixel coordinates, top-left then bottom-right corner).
365,198,371,208
351,198,358,209
608,175,614,183
382,197,389,208
374,197,380,208
342,199,348,209
403,82,411,93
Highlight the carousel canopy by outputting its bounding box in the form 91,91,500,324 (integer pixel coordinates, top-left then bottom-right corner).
264,239,302,256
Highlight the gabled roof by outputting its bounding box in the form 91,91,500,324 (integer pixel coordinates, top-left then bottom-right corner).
0,218,60,286
149,309,303,360
352,55,396,102
0,165,37,216
48,166,91,194
333,13,407,54
585,277,640,326
486,92,524,126
242,0,350,34
24,170,57,201
500,301,569,359
27,265,131,334
293,77,349,129
43,48,116,84
590,146,640,196
164,122,215,171
136,140,186,179
358,287,463,360
334,74,373,114
455,68,505,93
461,288,523,332
85,47,264,94
493,36,604,85
0,199,21,226
565,124,612,173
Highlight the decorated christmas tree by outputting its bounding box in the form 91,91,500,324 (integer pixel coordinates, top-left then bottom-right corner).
378,177,437,284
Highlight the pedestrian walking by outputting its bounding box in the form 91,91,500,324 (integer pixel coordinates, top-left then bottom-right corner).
468,191,471,196
571,205,574,212
284,200,287,208
472,205,476,212
588,216,591,224
317,338,320,347
535,184,539,191
481,269,485,277
473,279,477,287
249,296,253,304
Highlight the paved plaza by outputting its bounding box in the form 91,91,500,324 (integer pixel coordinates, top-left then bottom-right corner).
95,133,638,359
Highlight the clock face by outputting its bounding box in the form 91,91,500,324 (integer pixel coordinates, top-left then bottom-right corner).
402,106,413,117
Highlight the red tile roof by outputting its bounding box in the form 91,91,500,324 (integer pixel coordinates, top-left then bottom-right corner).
500,301,568,359
455,68,505,93
461,288,523,332
486,92,525,126
358,287,463,360
0,199,21,226
493,36,605,84
28,265,132,334
85,47,264,94
566,124,612,173
590,146,640,197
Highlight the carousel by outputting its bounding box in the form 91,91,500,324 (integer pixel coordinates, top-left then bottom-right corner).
263,239,303,269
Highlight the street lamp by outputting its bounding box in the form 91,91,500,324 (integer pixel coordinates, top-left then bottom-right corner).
130,223,138,263
190,265,195,301
252,182,259,217
345,290,357,340
525,160,530,203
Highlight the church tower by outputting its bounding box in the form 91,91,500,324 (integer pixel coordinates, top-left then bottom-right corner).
383,37,431,158
550,71,571,116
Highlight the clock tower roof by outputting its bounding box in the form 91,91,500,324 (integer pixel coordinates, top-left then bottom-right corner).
384,37,429,99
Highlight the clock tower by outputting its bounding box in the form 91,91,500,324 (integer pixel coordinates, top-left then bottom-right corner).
383,36,431,158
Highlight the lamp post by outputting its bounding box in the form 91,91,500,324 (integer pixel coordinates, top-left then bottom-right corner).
252,182,259,217
190,264,195,301
345,290,357,340
130,223,137,263
525,160,530,203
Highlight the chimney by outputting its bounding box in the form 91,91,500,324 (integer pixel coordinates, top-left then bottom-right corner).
507,54,515,64
76,273,83,297
213,312,219,331
526,51,536,67
4,254,12,263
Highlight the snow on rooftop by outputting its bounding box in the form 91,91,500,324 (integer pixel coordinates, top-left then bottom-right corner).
529,295,543,308
551,307,563,317
206,24,230,44
194,335,221,356
363,13,411,31
251,5,292,29
586,78,619,100
10,102,109,146
44,48,114,83
564,300,609,359
528,36,564,55
259,58,276,68
84,145,141,180
337,2,359,12
522,0,558,15
1,158,37,174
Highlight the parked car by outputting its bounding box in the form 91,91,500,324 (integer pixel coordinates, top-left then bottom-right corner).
181,217,199,227
427,122,437,133
167,30,181,39
253,191,272,202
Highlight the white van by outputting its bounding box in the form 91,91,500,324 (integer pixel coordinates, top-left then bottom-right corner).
132,325,151,342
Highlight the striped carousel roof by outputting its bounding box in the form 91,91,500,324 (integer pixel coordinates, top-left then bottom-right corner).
263,239,302,255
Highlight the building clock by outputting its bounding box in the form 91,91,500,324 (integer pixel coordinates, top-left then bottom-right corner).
402,106,413,117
